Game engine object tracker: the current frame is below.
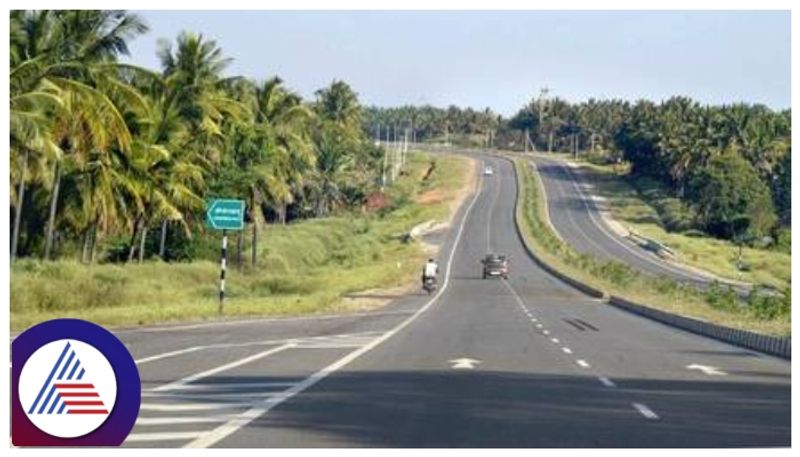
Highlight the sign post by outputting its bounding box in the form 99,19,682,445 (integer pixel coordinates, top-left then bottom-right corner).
206,199,245,314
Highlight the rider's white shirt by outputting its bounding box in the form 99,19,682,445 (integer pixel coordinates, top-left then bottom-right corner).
424,262,438,277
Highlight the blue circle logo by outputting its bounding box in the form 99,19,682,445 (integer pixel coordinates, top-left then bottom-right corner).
12,319,140,446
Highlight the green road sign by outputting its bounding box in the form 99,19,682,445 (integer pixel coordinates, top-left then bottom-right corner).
206,199,245,230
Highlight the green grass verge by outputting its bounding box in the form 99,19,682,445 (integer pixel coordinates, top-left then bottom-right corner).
11,152,474,332
574,160,790,291
515,158,790,337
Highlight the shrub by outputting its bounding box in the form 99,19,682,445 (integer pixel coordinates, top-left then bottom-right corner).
747,286,790,320
704,282,740,312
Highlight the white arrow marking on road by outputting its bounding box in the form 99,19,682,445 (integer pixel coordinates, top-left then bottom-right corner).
686,364,727,376
449,358,481,369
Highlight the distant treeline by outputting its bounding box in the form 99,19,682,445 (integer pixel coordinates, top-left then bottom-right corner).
508,96,790,244
363,105,503,145
365,96,791,247
11,10,384,263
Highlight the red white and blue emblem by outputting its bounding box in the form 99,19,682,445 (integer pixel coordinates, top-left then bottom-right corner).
12,319,139,446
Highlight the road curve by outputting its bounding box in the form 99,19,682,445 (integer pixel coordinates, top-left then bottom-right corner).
116,153,788,447
532,154,748,292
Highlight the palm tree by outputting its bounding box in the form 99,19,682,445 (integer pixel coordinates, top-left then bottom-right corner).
10,10,148,260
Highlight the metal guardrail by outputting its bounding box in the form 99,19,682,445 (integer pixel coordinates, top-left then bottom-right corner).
628,230,677,259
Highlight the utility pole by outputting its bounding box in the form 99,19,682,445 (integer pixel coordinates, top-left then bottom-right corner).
538,87,550,153
524,128,529,153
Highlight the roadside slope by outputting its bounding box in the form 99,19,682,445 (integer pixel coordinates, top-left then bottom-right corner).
11,152,477,331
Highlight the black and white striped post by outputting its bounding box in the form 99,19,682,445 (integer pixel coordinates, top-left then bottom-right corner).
218,229,228,314
207,198,245,316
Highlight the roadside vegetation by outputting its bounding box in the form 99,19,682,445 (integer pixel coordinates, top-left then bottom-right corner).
508,96,790,256
11,153,473,331
9,10,476,330
568,159,790,290
11,10,388,265
369,96,790,265
516,159,790,337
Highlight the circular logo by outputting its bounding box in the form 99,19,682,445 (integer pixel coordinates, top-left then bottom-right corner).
12,319,140,446
19,339,118,438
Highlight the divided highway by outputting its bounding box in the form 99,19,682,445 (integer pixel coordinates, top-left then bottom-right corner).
532,154,747,291
120,154,789,447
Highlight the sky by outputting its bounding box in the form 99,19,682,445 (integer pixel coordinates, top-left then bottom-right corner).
124,10,791,116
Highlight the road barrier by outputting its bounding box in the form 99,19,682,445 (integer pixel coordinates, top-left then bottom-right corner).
627,230,677,260
610,295,791,359
505,155,791,360
505,155,607,300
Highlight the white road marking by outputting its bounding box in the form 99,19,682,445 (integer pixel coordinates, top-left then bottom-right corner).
126,431,206,442
686,363,728,376
536,324,543,329
531,318,538,322
562,347,573,354
142,391,283,400
576,359,591,368
550,338,560,344
152,343,296,392
135,331,384,365
449,358,481,369
185,163,486,448
632,403,660,420
598,376,616,388
543,330,550,335
135,346,204,364
140,402,249,412
116,309,416,335
550,158,711,283
136,416,233,426
158,382,297,391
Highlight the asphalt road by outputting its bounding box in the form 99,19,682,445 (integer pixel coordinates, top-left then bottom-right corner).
532,154,748,291
118,154,789,447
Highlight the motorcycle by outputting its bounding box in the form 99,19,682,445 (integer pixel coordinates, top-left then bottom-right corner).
422,276,437,295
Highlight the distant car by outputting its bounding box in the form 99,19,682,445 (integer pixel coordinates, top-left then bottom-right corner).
481,254,509,279
484,166,494,176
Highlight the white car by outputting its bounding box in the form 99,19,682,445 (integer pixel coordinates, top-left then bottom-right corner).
484,166,494,176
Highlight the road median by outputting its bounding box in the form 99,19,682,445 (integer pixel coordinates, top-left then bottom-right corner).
508,155,790,356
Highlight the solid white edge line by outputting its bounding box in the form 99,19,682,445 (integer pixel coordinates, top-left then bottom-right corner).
632,402,660,420
553,158,710,283
184,158,486,448
114,309,416,335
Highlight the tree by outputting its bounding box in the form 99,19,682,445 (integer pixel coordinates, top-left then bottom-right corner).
688,146,776,239
773,149,791,226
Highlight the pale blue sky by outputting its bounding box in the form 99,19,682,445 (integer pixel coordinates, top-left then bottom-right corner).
124,10,791,116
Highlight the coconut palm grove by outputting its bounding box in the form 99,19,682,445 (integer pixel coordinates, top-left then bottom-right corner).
10,10,791,265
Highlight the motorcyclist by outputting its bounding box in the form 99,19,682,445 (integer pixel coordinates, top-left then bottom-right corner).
422,258,439,285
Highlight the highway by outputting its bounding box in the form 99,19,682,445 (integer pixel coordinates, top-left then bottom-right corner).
120,154,790,447
532,154,747,291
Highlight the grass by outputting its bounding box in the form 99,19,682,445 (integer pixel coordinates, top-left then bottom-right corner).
573,159,790,291
515,157,790,337
11,152,475,332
